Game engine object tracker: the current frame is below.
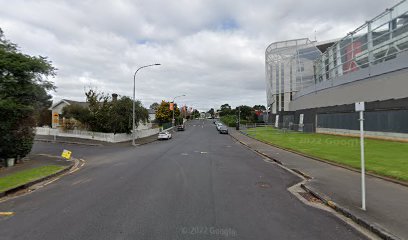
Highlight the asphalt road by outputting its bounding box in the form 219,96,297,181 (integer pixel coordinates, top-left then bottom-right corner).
0,120,367,240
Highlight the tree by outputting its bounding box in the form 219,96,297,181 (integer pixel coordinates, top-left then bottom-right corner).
149,102,159,110
192,109,200,119
253,105,266,111
0,28,56,161
236,105,254,122
207,108,215,118
110,96,147,134
62,90,148,134
155,100,180,125
219,103,231,116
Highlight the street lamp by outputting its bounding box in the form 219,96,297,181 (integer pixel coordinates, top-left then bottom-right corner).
172,94,186,127
132,63,161,146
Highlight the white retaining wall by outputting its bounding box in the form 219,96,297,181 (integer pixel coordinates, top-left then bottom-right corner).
36,127,160,143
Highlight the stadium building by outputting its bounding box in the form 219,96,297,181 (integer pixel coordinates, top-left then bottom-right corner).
265,0,408,140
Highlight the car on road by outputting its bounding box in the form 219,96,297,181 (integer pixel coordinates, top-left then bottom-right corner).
177,124,185,131
158,131,172,140
216,123,223,131
219,125,228,134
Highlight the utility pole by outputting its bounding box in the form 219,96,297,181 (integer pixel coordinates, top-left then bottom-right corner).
132,63,161,146
172,95,185,127
236,106,241,130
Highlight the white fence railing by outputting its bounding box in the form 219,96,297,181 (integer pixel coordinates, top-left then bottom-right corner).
35,127,160,143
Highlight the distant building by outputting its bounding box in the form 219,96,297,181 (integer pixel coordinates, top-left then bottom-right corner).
265,0,408,140
49,99,89,128
148,109,156,122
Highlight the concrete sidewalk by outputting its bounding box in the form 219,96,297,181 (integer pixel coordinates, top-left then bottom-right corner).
229,128,408,240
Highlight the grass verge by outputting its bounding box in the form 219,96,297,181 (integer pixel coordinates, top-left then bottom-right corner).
244,127,408,182
0,165,66,193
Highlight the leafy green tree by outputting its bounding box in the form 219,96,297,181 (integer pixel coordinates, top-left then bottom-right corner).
62,90,148,134
0,29,56,161
207,108,215,118
192,109,200,119
253,105,266,111
220,115,237,127
236,105,254,122
110,96,147,134
149,102,159,110
155,100,180,125
219,103,231,116
62,104,92,129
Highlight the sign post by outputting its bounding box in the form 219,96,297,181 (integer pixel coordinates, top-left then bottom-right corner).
355,102,366,211
275,115,279,128
298,114,304,132
61,149,72,160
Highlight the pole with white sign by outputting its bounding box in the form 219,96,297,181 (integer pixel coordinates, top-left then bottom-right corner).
355,102,366,211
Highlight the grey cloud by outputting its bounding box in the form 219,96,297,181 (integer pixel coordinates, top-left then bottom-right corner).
0,0,397,111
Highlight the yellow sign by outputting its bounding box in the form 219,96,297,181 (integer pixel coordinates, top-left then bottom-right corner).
53,112,59,124
61,149,72,160
169,102,174,111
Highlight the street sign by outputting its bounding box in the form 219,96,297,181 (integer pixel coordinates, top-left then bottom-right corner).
61,149,72,160
52,112,59,124
355,102,365,112
355,102,366,210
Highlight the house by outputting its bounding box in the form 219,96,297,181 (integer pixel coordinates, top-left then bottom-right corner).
49,99,89,128
148,109,156,122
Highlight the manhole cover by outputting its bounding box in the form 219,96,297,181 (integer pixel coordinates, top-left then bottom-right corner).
255,182,272,188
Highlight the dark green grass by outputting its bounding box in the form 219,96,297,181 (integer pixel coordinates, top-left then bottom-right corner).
245,127,408,182
0,165,65,192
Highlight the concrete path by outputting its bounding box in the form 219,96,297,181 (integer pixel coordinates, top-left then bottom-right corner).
229,128,408,240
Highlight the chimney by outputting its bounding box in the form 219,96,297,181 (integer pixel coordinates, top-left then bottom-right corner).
112,93,118,102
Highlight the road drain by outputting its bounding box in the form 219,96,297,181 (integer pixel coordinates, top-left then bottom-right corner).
298,192,322,203
255,182,272,188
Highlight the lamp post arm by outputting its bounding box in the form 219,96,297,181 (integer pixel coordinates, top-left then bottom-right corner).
132,63,160,146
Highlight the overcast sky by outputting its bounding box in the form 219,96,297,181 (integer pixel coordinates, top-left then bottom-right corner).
0,0,399,111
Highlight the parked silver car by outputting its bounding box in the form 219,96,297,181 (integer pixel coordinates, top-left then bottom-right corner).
219,125,228,134
158,131,172,140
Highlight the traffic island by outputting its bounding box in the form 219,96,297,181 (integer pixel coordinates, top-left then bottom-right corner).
0,154,74,198
0,165,67,197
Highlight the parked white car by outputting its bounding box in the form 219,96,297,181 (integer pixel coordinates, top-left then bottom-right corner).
158,131,172,140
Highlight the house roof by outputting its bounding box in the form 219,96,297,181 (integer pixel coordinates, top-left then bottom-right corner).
49,99,89,110
64,99,89,108
148,109,156,114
